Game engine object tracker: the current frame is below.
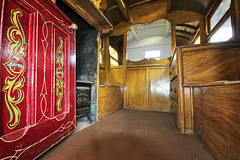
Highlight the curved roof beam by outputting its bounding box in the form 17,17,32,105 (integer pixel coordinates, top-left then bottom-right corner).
176,24,198,30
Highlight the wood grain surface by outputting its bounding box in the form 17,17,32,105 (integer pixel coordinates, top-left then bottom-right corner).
108,67,126,86
127,68,148,109
127,57,170,68
149,67,170,111
98,86,123,120
99,68,106,85
170,78,178,103
194,84,240,160
183,47,240,84
184,87,193,133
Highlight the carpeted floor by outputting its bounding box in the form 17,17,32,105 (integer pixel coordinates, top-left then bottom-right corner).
39,109,212,160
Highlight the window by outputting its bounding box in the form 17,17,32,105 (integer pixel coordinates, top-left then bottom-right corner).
207,0,233,43
109,46,119,66
144,50,160,59
210,17,233,43
211,0,231,30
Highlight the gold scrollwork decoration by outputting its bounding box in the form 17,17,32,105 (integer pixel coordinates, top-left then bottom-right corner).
2,9,27,129
56,37,64,112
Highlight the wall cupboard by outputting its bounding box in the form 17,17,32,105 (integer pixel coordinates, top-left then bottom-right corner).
126,58,170,111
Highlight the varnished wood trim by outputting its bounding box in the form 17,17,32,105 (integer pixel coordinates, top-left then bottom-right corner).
63,0,113,33
177,48,185,133
184,80,240,87
105,5,117,14
127,58,171,68
180,41,240,53
128,0,153,8
115,0,129,21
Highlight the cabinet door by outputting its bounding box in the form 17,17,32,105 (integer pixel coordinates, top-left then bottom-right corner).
0,0,76,159
149,67,170,111
127,68,148,109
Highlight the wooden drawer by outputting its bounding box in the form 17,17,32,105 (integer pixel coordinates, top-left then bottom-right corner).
169,54,177,81
170,78,178,103
171,99,178,127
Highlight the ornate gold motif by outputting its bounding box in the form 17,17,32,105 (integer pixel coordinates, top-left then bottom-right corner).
2,9,27,129
56,37,64,112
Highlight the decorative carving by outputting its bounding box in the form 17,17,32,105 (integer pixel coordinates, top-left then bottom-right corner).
2,9,26,129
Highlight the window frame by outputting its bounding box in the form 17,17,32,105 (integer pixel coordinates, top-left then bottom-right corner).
206,0,234,42
144,50,161,59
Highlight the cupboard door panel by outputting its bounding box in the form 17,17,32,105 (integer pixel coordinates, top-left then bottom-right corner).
127,68,148,109
149,67,170,111
0,0,76,159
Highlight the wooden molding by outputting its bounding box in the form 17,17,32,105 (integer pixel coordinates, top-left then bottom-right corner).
115,0,129,21
127,58,170,68
63,0,113,33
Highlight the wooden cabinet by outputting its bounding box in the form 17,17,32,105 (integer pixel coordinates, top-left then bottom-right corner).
127,68,148,109
126,58,170,111
149,67,170,111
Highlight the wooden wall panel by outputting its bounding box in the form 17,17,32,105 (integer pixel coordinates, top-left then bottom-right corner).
99,68,106,85
98,86,123,120
194,85,240,113
183,47,240,84
194,118,238,160
193,84,240,160
108,67,126,86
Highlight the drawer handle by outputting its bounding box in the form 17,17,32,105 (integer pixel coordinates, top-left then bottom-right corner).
174,88,177,93
170,72,172,75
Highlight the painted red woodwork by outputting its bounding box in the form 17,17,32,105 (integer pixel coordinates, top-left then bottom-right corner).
0,0,76,159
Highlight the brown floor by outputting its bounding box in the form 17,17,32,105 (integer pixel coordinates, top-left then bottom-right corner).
39,109,212,160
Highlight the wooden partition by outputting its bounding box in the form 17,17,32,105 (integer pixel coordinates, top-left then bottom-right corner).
192,81,240,160
98,86,124,120
170,41,240,133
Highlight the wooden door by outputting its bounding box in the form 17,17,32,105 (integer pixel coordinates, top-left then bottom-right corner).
149,67,170,111
0,0,76,159
127,68,148,109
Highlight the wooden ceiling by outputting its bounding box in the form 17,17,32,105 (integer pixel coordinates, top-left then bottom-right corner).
103,0,213,27
168,0,212,14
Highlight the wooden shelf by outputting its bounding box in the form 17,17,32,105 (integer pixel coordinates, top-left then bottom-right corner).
63,0,113,33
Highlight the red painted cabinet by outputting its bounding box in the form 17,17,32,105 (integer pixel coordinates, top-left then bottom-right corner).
0,0,76,159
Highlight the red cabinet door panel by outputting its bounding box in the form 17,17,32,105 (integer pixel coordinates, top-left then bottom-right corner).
0,0,76,159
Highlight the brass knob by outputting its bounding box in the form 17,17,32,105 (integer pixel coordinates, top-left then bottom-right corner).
68,23,78,30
